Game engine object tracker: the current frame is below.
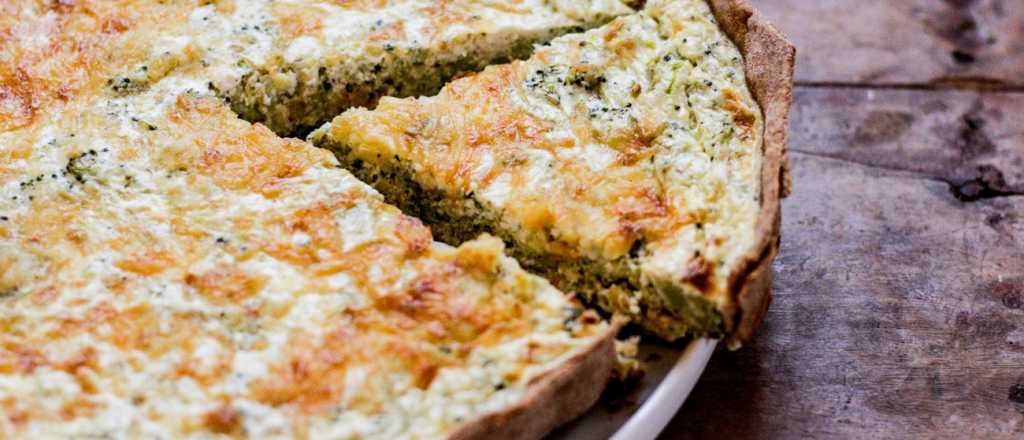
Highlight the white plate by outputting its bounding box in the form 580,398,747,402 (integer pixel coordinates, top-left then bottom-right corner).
551,338,718,440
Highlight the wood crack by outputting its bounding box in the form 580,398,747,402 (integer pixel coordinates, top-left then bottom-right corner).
789,150,1024,202
790,149,943,180
794,82,1024,94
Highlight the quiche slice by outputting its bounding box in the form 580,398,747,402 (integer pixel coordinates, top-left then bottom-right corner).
96,0,638,136
311,0,794,346
0,68,617,439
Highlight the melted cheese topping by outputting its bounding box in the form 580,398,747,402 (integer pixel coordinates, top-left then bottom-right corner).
91,0,636,134
0,1,613,437
321,0,763,332
0,1,200,132
270,0,633,56
0,0,635,135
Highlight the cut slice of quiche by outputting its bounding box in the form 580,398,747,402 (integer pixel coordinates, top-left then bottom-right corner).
99,0,638,135
0,77,617,437
311,0,794,346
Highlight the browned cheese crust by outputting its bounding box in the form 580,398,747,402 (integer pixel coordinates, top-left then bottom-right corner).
708,0,794,348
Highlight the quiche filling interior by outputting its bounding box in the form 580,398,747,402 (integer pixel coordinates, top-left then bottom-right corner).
311,0,764,340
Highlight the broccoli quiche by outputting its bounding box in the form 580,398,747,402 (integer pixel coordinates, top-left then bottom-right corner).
0,2,620,438
311,0,794,346
97,0,638,135
0,0,793,437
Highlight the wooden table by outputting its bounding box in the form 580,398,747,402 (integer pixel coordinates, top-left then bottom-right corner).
661,1,1024,437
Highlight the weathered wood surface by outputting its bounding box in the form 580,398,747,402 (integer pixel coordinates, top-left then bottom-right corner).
659,0,1024,438
664,153,1024,438
790,88,1024,200
750,0,1024,87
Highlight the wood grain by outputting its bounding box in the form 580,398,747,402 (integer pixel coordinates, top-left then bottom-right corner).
790,87,1024,200
662,152,1024,438
751,0,1024,87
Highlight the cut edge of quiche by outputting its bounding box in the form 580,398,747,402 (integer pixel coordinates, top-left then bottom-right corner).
222,0,640,136
226,20,621,138
311,0,794,348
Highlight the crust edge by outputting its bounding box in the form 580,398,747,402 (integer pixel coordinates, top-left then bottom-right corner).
447,320,622,440
706,0,794,348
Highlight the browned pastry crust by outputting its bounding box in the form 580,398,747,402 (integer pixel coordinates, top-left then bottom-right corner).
707,0,795,348
449,320,623,440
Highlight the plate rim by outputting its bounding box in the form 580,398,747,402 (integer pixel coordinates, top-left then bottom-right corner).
609,338,718,440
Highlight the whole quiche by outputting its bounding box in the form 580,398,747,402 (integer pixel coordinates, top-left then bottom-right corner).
0,0,792,437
